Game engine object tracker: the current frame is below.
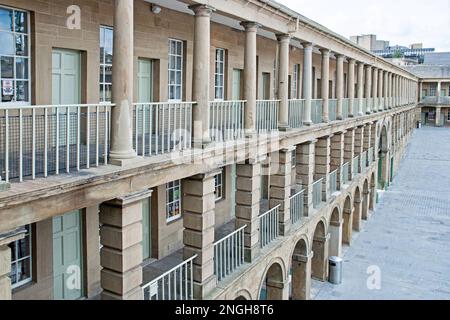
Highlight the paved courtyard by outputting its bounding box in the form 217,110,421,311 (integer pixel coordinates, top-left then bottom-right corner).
313,126,450,300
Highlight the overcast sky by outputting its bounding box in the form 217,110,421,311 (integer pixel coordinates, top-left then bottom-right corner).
277,0,450,51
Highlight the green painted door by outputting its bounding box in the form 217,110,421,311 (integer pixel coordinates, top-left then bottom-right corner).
138,58,153,103
52,49,81,105
377,155,384,190
232,69,242,100
142,197,152,260
390,157,394,183
53,210,83,300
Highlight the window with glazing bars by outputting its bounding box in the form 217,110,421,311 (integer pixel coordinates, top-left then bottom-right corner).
99,26,113,103
215,48,225,100
9,225,32,289
166,180,181,222
168,39,183,101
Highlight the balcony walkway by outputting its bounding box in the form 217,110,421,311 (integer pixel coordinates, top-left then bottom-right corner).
312,126,450,300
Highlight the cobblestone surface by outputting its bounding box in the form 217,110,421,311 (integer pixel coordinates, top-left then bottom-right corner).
313,127,450,300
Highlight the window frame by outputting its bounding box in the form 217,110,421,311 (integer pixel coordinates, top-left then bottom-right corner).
291,149,296,169
291,64,299,99
214,48,226,101
0,5,31,107
99,25,113,104
9,225,32,289
168,38,184,102
214,169,224,202
447,112,450,121
166,180,182,223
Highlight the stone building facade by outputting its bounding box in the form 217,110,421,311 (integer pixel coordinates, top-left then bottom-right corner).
0,0,417,300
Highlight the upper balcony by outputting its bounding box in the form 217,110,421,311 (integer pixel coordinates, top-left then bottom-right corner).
419,96,450,106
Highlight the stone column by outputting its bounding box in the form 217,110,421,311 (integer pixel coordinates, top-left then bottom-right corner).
311,234,330,281
395,75,399,107
348,59,356,117
330,132,345,190
269,148,294,236
100,190,152,300
190,4,214,146
363,124,372,154
315,137,331,201
354,126,364,172
110,0,136,164
329,220,343,257
266,278,289,300
436,107,442,127
365,65,372,114
277,34,291,131
378,69,384,112
183,171,218,299
383,71,389,110
297,141,316,216
342,206,353,245
344,129,355,180
388,73,393,109
357,62,364,116
291,252,313,300
302,42,314,125
0,229,26,300
236,162,261,262
372,67,378,113
241,22,259,135
336,54,344,120
419,82,423,101
437,81,442,98
320,49,330,123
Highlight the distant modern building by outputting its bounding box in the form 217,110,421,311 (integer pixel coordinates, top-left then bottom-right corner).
350,34,389,51
423,52,450,65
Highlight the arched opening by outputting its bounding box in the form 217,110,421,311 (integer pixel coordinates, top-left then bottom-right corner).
342,196,353,245
377,125,389,190
235,296,247,300
311,221,328,281
290,238,310,300
259,262,286,300
352,187,362,232
362,180,370,220
369,172,376,210
329,207,342,257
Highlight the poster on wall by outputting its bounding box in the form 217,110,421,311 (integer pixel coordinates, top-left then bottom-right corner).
2,80,14,96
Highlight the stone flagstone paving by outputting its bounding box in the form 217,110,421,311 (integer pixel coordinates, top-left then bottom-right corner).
312,127,450,300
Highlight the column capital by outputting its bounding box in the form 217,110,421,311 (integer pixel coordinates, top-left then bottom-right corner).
240,21,261,31
276,33,292,42
319,48,331,56
348,58,356,64
188,4,215,16
107,189,153,207
301,42,314,50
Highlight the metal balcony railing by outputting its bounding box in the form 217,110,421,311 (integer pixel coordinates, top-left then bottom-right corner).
288,99,305,128
290,189,304,225
142,255,196,300
328,99,337,121
368,147,374,164
420,96,450,105
361,98,368,114
213,226,246,282
312,178,324,209
330,169,338,194
353,155,360,177
0,104,112,182
259,205,280,249
256,100,279,133
342,162,350,185
311,99,323,124
209,100,245,142
342,98,350,119
133,102,193,156
361,151,368,172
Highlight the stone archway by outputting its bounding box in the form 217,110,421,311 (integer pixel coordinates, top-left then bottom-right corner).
290,238,311,300
342,196,353,245
259,262,287,300
311,220,329,282
369,172,376,210
235,296,247,300
362,180,370,220
352,187,362,231
329,207,342,257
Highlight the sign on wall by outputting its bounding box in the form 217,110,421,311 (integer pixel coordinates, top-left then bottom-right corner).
2,80,13,96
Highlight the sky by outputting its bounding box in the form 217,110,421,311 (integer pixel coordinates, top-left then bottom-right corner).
277,0,450,52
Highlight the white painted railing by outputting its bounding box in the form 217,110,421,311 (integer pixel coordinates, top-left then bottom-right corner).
209,101,245,142
368,147,374,164
142,254,197,300
342,98,350,119
259,205,280,249
361,151,368,171
288,99,305,128
0,104,111,182
353,155,360,176
213,226,246,282
342,162,350,185
420,96,450,105
312,178,323,209
361,98,368,114
256,100,279,133
330,169,338,194
311,99,323,124
290,190,304,225
133,102,193,156
329,99,337,121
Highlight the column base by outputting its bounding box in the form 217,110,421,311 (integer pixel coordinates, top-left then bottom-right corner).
303,120,313,126
244,244,261,263
193,275,217,300
322,118,330,124
0,182,10,192
101,287,142,300
244,129,257,139
278,221,291,237
192,139,212,149
109,149,137,166
278,124,290,132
